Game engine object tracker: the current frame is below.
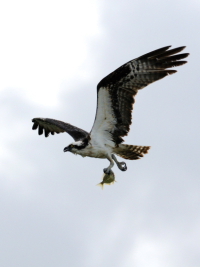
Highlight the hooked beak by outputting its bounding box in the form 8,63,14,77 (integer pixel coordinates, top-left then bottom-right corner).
63,146,70,152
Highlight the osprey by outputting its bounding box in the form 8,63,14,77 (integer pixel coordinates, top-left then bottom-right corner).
32,46,189,175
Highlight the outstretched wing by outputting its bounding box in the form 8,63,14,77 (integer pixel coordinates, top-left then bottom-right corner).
32,118,89,141
90,46,189,145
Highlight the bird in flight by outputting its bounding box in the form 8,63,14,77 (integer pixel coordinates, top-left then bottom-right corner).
32,46,189,176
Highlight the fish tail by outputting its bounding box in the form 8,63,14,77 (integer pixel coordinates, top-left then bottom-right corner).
96,182,104,189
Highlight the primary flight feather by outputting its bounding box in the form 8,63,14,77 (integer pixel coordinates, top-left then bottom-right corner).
32,46,189,175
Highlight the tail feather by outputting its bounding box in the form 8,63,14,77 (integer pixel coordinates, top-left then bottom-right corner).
113,144,150,160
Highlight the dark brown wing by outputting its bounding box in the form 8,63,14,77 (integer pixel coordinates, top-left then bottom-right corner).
90,46,189,144
32,118,88,141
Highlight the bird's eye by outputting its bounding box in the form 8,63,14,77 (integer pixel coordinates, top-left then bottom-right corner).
71,144,74,147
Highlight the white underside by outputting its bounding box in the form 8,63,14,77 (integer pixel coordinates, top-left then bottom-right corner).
71,142,113,159
90,87,117,148
71,87,119,161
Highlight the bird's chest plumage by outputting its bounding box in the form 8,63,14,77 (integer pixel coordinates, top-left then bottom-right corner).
73,143,112,159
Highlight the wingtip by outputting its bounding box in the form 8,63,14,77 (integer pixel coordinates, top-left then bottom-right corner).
168,70,177,75
32,121,38,130
176,46,187,53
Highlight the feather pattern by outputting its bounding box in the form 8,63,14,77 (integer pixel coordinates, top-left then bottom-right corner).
90,46,189,144
32,118,88,141
113,144,150,160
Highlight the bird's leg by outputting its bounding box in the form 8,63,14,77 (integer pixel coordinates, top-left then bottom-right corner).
103,156,114,174
111,154,127,172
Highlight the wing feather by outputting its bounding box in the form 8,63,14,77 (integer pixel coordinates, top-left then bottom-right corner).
32,118,88,141
90,46,189,144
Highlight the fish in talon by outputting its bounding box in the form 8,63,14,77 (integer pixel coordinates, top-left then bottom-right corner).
97,170,116,189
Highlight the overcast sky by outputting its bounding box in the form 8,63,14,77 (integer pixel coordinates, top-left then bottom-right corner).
0,0,200,266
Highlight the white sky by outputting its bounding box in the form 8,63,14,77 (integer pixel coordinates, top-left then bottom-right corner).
0,0,102,106
0,1,200,267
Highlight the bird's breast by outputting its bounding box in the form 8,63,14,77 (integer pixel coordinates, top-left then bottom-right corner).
75,144,111,159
